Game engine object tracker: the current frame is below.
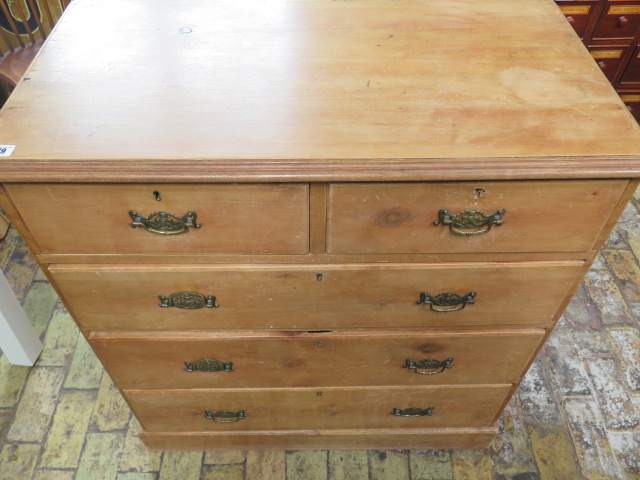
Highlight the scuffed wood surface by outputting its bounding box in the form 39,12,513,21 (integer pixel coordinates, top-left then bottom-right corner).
1,0,640,181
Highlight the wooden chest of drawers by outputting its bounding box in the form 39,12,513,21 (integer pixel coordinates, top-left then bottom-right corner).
1,0,640,450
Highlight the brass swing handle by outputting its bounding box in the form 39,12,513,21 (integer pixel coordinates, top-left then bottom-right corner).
159,292,219,309
404,358,453,375
129,210,200,235
417,291,476,312
185,359,234,373
434,208,505,236
392,407,435,417
204,410,247,423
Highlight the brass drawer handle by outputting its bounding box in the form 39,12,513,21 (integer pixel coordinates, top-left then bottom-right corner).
129,210,201,235
204,410,247,423
159,292,220,309
434,208,505,236
417,291,476,312
185,359,234,373
392,407,434,417
404,358,453,375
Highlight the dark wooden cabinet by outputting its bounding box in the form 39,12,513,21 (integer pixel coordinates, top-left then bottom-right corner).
557,0,640,119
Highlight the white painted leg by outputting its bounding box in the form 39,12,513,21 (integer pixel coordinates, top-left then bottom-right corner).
0,213,9,239
0,269,42,366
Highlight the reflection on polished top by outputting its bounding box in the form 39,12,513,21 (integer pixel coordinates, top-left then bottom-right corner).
1,0,640,181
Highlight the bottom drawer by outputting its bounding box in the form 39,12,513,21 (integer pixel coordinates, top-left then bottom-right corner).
126,385,511,432
139,426,500,450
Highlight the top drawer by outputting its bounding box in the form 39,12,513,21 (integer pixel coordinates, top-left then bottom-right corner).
4,184,309,255
326,180,627,254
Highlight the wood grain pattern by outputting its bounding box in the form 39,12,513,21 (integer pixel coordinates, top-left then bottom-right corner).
125,385,511,432
49,262,583,330
327,180,629,254
4,184,309,254
1,0,640,182
88,329,544,389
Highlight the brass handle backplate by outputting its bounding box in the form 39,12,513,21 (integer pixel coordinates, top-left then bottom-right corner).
185,359,234,373
204,410,246,423
404,358,453,375
159,292,219,309
129,210,201,234
417,291,476,312
434,208,505,236
392,407,435,417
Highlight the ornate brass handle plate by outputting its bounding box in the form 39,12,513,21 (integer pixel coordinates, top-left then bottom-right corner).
204,410,246,423
129,210,201,235
159,292,219,309
392,407,435,417
404,358,453,375
434,208,505,236
185,359,234,373
417,291,476,312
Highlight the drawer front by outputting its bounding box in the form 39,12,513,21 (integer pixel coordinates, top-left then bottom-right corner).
618,92,640,121
592,1,640,39
4,183,309,254
589,46,628,82
326,180,627,254
126,385,511,432
620,44,640,83
50,262,583,330
89,329,544,389
557,1,599,38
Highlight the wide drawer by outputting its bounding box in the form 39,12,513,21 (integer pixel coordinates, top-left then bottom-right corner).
89,329,544,389
126,385,511,432
50,262,583,330
4,183,309,254
326,180,627,254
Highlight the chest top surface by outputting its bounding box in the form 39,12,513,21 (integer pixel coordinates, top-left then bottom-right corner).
1,0,640,182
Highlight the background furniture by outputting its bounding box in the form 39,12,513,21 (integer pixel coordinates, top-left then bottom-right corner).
1,0,640,450
556,0,640,121
0,0,68,89
0,267,43,366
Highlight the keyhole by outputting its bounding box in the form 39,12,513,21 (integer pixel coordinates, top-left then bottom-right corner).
316,273,324,281
153,191,161,201
474,188,486,199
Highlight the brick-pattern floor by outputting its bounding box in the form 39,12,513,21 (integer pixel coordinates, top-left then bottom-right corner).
0,194,639,480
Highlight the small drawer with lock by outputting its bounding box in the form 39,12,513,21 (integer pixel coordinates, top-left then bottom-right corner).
125,384,511,432
49,261,583,330
326,180,628,254
88,329,545,389
2,183,309,254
